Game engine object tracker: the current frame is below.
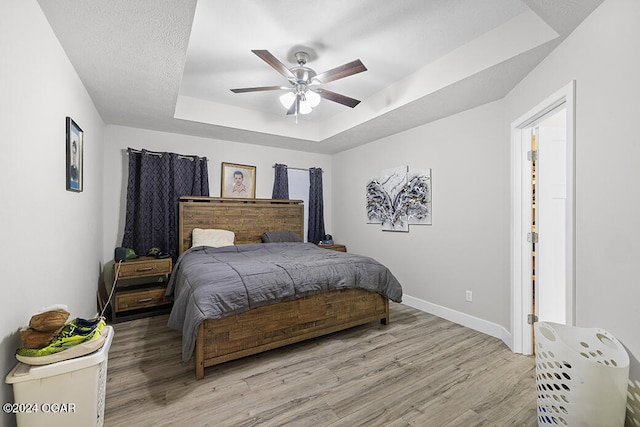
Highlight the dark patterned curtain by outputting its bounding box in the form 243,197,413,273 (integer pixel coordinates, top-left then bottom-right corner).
272,163,289,199
122,148,209,260
308,167,325,243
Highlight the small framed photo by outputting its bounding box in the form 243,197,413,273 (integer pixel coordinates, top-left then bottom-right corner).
221,162,256,198
66,117,83,192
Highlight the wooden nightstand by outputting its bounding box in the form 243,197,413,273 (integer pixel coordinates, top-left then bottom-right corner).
318,243,347,252
104,256,173,322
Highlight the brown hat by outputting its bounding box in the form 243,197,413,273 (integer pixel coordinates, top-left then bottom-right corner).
29,307,70,332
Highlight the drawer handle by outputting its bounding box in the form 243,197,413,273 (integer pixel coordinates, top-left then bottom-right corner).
136,298,153,303
135,267,156,272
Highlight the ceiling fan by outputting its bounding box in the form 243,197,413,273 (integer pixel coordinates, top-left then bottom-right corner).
231,50,367,116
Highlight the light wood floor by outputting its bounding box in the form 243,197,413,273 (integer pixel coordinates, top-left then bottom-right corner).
105,304,537,426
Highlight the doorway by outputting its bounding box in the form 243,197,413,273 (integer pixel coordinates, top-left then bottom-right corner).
510,81,576,355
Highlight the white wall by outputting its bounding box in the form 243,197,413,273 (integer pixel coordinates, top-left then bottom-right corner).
332,101,511,332
102,125,333,266
504,0,640,379
0,0,105,420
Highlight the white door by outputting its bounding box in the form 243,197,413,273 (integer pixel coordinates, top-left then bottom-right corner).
510,81,575,355
536,110,568,324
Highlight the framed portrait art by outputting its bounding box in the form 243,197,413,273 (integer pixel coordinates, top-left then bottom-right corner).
66,117,83,192
221,162,256,198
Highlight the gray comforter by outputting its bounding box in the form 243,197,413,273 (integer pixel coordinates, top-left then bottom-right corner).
166,242,403,361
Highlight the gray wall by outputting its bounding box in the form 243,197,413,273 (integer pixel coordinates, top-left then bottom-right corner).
0,0,105,420
2,1,638,425
332,101,511,336
102,125,333,269
332,0,640,384
505,0,640,378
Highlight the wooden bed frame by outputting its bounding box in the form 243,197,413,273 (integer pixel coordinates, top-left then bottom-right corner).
178,196,390,379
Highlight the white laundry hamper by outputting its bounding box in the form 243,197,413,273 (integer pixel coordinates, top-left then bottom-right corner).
534,322,629,427
5,325,114,427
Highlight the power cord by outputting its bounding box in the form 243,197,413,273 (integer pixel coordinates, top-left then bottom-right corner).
99,260,122,319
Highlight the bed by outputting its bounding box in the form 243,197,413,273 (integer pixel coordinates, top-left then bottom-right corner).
167,196,402,379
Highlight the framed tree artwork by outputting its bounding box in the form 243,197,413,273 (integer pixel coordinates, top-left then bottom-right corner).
66,117,83,192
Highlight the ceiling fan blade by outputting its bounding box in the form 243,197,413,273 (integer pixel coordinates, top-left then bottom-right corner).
314,59,367,84
318,89,361,108
230,85,287,93
286,94,300,116
252,50,296,80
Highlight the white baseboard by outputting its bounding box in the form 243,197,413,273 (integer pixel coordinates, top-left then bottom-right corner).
402,294,512,350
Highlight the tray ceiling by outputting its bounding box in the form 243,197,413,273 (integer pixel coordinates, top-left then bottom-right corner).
38,0,604,154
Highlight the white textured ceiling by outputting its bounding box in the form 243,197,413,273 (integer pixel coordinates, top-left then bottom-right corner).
37,0,604,154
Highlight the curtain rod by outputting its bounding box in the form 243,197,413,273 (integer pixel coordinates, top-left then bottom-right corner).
127,148,208,161
272,164,323,172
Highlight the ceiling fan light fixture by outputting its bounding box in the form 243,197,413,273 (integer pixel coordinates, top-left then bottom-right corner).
280,87,319,115
279,92,296,109
233,49,366,117
298,101,313,115
304,89,321,108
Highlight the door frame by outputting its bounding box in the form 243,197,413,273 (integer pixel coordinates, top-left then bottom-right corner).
510,81,576,354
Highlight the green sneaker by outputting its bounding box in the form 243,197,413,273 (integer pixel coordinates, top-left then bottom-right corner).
16,317,105,358
15,326,110,366
56,317,106,343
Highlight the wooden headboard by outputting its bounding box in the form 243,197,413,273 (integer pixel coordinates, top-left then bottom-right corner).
178,196,304,254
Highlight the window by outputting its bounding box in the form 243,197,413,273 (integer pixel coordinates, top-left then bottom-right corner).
287,169,309,242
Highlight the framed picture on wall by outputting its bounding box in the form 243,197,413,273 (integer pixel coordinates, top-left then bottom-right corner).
221,162,256,198
66,117,83,192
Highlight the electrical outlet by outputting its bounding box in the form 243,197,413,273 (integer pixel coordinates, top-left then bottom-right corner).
465,290,473,302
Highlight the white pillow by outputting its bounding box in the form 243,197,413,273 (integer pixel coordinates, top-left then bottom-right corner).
191,228,235,248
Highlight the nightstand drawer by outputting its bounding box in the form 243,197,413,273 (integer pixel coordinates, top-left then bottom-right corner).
108,256,173,322
116,257,172,279
115,286,171,312
318,244,347,252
